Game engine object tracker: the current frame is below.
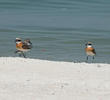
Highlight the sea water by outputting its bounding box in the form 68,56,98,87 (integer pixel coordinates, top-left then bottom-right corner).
0,0,110,63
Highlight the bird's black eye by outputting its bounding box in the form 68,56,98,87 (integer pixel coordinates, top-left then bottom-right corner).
15,40,21,42
88,44,92,45
18,40,21,42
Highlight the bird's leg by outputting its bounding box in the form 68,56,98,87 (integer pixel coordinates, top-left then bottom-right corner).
22,52,26,58
19,53,22,57
15,50,19,54
86,56,88,63
15,50,22,57
92,56,95,63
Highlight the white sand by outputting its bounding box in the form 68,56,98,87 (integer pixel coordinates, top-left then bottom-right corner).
0,57,110,100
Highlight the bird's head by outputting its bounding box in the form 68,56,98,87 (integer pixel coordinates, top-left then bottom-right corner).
85,42,93,47
15,38,22,44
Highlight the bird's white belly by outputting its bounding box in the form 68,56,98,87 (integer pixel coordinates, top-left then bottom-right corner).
86,51,95,56
18,48,30,52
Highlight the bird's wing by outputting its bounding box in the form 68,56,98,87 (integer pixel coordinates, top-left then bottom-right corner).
22,43,30,49
92,48,96,55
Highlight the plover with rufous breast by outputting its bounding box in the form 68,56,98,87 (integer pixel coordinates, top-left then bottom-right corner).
85,42,96,62
15,38,32,58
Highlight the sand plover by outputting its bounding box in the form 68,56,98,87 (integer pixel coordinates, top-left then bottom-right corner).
85,42,96,62
15,38,32,58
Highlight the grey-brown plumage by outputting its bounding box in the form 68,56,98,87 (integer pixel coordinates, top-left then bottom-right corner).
22,39,32,50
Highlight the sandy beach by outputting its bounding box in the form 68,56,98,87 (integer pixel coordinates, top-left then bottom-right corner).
0,57,110,100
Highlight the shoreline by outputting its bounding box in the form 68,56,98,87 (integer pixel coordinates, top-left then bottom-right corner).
0,56,109,64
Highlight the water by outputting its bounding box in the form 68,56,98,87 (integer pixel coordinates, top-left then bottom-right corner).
0,0,110,63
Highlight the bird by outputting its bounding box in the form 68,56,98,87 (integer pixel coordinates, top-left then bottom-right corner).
85,42,96,62
15,38,32,58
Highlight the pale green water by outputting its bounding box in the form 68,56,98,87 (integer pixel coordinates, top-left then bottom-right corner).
0,0,110,63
